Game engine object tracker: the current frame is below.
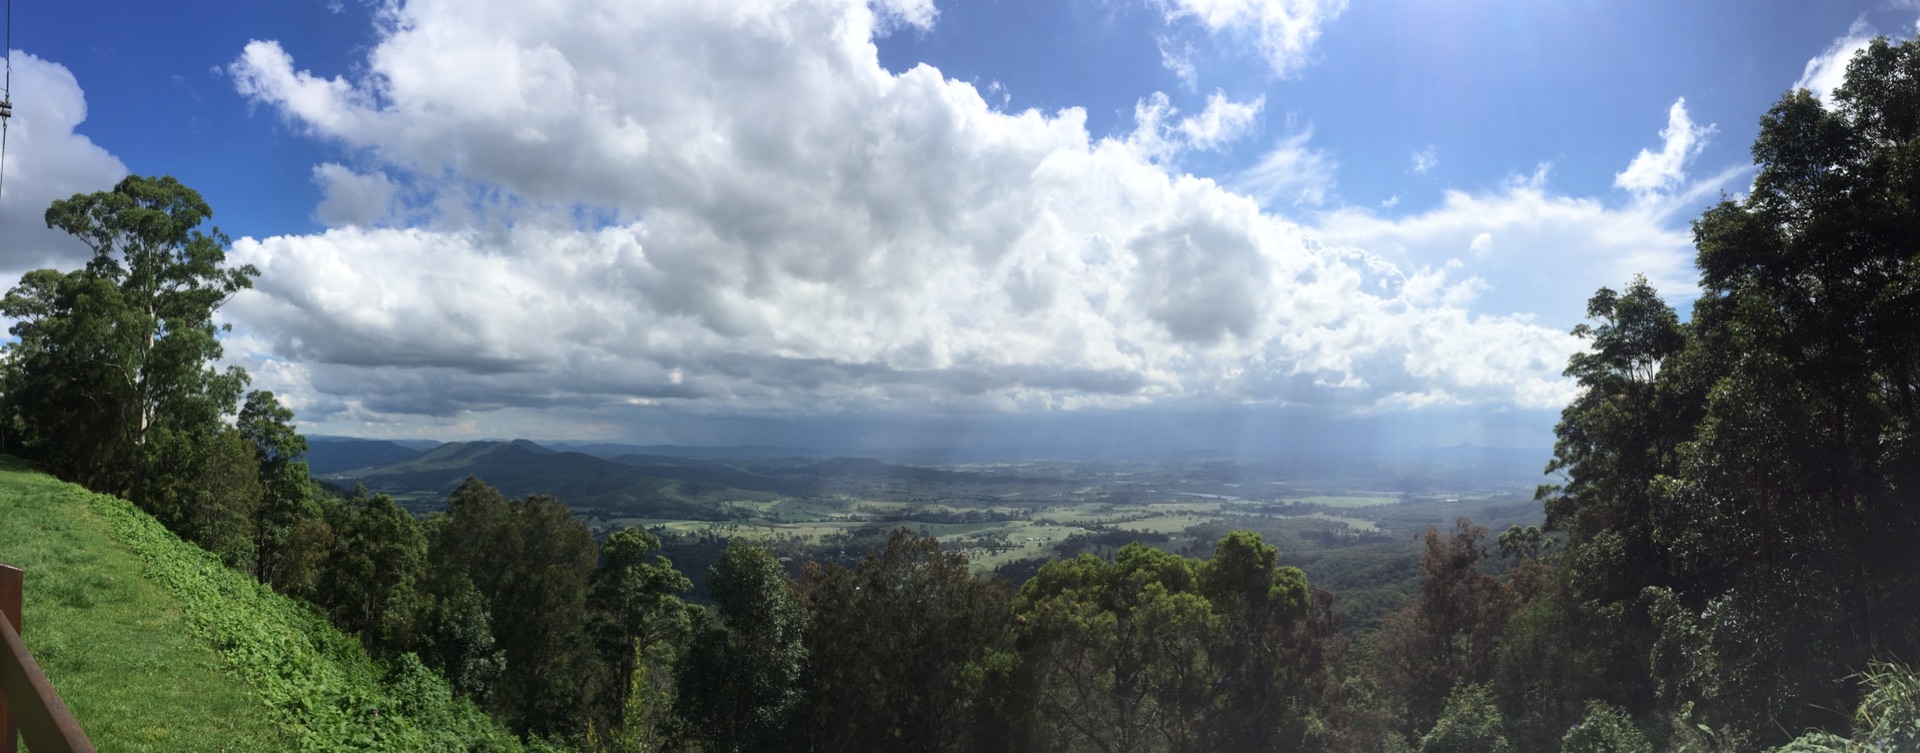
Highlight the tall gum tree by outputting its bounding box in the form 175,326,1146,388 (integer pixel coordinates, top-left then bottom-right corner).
2,175,256,507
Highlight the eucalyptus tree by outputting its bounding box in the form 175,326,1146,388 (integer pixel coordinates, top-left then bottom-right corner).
238,389,316,586
1,175,256,513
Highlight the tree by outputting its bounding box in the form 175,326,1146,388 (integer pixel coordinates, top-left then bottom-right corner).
487,494,604,739
189,427,263,570
238,390,316,586
588,526,692,748
2,175,256,504
1417,684,1509,753
1011,532,1331,753
420,478,514,705
316,489,427,657
1537,34,1920,746
1371,520,1518,739
796,529,1013,753
675,541,808,753
1196,530,1330,753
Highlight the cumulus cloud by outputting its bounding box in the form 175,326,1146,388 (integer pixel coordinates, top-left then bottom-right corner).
1316,159,1743,332
1614,97,1713,202
224,0,1580,430
0,51,129,281
1795,18,1875,102
1156,0,1348,77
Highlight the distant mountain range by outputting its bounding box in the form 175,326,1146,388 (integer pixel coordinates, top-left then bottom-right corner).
305,436,436,475
305,437,1006,518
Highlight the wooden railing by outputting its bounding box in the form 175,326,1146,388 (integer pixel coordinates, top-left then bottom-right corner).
0,564,95,753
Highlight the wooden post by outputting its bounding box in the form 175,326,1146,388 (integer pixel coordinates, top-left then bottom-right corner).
0,563,93,753
0,563,19,753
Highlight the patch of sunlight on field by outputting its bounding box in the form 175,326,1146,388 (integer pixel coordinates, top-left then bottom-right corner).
1114,514,1213,534
957,522,1084,570
1291,495,1399,507
1295,512,1381,532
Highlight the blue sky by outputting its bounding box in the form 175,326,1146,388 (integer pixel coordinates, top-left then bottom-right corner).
1,0,1911,454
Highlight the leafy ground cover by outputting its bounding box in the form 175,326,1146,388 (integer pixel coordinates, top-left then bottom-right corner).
0,455,288,752
0,456,526,752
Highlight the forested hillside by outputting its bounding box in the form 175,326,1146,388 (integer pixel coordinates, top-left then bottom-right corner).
6,30,1920,753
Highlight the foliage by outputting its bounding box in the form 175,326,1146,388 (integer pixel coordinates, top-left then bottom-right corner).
588,526,692,748
1370,519,1519,737
1416,683,1508,753
1,175,255,507
0,456,291,751
1559,701,1650,753
243,389,319,586
796,528,1012,753
674,541,808,753
1770,663,1920,752
1008,532,1338,753
75,462,519,751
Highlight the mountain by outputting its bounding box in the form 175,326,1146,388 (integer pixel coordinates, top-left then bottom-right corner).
543,442,819,460
323,440,759,518
303,436,429,475
318,437,1038,516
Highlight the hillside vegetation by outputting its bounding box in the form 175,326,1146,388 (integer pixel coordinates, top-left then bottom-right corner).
0,456,522,752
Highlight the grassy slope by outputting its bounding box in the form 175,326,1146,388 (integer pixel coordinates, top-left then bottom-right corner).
0,456,523,752
0,457,288,752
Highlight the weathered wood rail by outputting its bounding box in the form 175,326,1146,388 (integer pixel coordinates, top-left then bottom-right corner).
0,563,96,753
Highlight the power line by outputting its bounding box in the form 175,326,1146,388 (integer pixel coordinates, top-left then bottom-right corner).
1,0,13,204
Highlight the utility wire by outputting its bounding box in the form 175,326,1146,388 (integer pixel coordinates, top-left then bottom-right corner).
2,0,13,203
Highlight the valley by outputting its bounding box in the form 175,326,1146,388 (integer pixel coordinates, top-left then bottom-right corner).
310,436,1548,631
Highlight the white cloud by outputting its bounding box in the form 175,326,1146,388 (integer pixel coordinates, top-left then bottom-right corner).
0,51,129,281
1156,0,1348,77
1316,160,1744,332
224,0,1580,430
1236,129,1336,207
1411,145,1437,174
1614,97,1714,202
1126,89,1263,161
1158,38,1199,89
312,163,398,228
869,0,937,31
1176,90,1263,150
1468,232,1492,259
1795,18,1875,102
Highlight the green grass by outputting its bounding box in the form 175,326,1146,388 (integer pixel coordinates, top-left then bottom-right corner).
1293,512,1382,532
0,456,524,752
1114,514,1215,534
0,456,289,752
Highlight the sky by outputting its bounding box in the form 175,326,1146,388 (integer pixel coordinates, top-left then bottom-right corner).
0,0,1913,457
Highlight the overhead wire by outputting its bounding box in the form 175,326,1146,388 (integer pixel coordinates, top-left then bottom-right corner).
1,0,12,203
